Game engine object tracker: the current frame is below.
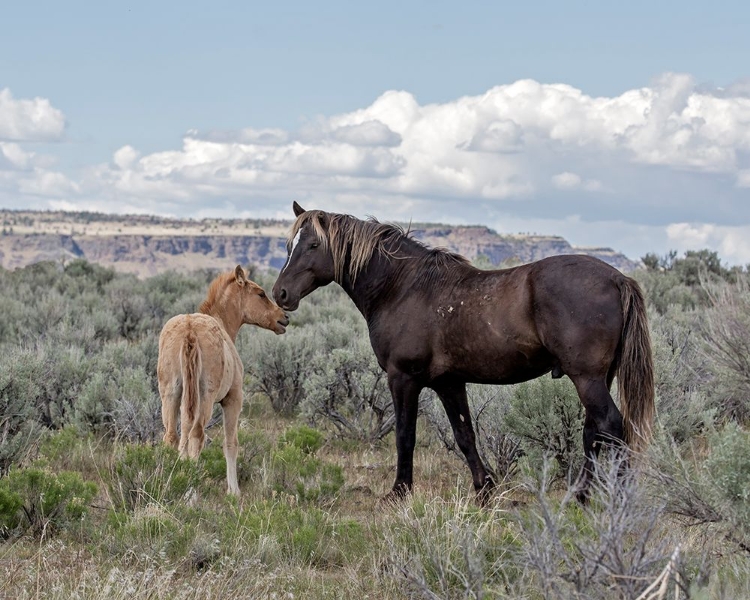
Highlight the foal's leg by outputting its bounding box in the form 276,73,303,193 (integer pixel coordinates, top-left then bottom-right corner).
220,386,243,496
570,376,624,503
433,379,494,504
386,371,423,500
159,376,180,449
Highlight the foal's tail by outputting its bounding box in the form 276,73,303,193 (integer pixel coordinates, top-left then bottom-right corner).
617,278,655,453
180,328,202,434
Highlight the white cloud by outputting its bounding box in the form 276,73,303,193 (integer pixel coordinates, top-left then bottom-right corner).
52,75,749,214
0,88,66,142
667,222,750,266
551,172,602,191
4,75,750,264
113,145,140,170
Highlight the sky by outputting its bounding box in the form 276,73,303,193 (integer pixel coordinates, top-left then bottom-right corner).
2,1,750,264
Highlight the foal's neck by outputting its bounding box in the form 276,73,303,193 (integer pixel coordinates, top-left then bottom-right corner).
205,304,242,343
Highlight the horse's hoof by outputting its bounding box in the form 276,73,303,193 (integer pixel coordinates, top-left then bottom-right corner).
379,486,410,506
475,477,496,507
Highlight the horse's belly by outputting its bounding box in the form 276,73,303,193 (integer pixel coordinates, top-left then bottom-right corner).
442,344,554,385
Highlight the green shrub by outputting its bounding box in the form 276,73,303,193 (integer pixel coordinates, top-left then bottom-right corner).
423,385,522,487
270,426,343,502
107,444,202,513
301,335,393,441
221,500,367,568
650,307,715,442
243,311,365,416
243,325,317,415
108,504,197,564
701,276,750,423
201,430,271,485
0,348,46,473
703,423,750,545
279,425,324,454
0,467,97,538
503,376,583,482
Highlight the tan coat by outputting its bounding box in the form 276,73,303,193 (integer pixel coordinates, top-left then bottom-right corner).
158,265,288,495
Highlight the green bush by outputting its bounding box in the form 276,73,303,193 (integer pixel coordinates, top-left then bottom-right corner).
270,426,343,502
107,444,202,513
703,423,750,545
242,297,366,416
701,276,750,423
243,325,317,415
279,425,324,454
423,385,522,487
650,307,715,442
503,376,584,482
0,348,46,474
301,335,393,441
201,430,271,485
0,467,97,538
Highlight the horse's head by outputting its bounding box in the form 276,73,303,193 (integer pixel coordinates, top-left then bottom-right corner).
273,202,335,311
234,266,289,334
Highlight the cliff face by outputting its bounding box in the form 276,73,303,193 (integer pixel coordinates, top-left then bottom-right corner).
412,226,639,272
0,233,290,277
0,212,639,276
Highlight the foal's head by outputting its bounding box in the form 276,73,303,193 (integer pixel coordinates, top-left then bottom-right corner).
202,266,289,335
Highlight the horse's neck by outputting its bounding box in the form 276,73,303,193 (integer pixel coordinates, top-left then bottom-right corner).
340,250,407,321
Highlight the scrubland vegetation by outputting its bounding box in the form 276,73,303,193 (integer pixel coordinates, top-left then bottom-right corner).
1,251,749,599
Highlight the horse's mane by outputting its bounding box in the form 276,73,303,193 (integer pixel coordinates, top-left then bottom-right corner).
198,271,235,314
288,210,471,286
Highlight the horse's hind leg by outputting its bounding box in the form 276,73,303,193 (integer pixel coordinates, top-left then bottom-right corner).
433,379,494,504
570,375,624,503
220,386,243,496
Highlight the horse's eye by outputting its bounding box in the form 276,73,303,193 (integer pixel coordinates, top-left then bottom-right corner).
259,291,266,299
310,242,319,249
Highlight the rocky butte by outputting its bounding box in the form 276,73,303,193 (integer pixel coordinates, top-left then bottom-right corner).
0,210,640,277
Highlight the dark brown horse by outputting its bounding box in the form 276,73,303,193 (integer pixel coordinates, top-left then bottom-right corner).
273,202,654,502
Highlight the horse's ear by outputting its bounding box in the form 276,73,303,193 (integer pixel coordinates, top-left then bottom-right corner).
234,264,246,286
292,201,306,217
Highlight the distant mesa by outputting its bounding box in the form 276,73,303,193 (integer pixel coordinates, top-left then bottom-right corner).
0,210,639,277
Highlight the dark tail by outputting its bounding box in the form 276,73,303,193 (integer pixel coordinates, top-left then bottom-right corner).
180,328,202,432
617,277,655,453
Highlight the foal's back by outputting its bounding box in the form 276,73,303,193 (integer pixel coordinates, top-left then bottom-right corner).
158,313,242,413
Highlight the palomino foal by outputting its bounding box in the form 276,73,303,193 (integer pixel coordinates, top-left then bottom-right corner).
158,265,288,495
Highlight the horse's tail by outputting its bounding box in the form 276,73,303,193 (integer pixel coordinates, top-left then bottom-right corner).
617,277,655,453
180,326,202,432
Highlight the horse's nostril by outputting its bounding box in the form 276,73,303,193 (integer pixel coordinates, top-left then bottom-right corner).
278,288,288,303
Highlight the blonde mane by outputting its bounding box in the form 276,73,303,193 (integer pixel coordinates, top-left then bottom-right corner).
288,210,468,285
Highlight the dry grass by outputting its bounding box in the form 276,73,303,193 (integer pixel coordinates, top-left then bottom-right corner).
1,396,748,600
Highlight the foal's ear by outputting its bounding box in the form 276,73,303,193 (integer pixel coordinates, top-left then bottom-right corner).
292,201,306,217
234,264,247,286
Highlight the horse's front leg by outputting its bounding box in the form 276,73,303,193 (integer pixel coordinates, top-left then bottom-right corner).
433,378,494,504
385,371,423,501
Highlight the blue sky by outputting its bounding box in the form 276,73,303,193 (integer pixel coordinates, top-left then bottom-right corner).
2,1,750,263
